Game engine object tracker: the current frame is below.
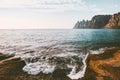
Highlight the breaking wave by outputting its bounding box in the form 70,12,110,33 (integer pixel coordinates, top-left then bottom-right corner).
17,47,113,79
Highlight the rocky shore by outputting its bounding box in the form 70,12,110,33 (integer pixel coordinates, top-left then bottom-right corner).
0,53,71,80
0,48,120,80
80,48,120,80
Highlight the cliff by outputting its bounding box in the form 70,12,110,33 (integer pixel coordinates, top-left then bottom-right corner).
91,15,111,28
105,12,120,29
74,12,120,29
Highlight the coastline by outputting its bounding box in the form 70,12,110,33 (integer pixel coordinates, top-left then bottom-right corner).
0,47,120,80
80,47,120,80
0,53,71,80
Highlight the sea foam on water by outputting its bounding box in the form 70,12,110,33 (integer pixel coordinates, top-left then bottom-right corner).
23,62,56,75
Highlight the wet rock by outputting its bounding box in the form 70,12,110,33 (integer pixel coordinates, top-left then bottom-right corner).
52,68,71,78
80,48,120,80
2,48,120,80
24,50,35,54
0,53,71,80
0,53,14,61
0,53,26,80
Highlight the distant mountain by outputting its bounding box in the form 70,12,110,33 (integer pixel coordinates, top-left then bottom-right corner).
74,12,120,29
105,12,120,29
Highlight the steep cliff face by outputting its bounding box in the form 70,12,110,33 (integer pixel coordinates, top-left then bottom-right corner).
91,15,111,28
74,15,111,29
74,12,120,29
105,12,120,29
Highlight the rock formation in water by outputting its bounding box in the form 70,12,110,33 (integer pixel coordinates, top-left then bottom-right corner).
105,12,120,29
74,12,120,29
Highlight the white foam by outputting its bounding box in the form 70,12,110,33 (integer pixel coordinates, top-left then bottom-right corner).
67,53,89,80
89,48,107,54
53,52,78,57
23,62,55,75
42,65,55,74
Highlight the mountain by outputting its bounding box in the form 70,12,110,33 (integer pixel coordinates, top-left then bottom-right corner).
105,12,120,29
74,12,120,29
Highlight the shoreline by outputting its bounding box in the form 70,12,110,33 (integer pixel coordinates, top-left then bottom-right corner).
0,47,120,80
80,47,120,80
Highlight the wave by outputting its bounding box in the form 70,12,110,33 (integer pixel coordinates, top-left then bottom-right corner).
21,47,119,79
67,53,89,79
23,62,56,75
19,50,86,79
0,44,119,79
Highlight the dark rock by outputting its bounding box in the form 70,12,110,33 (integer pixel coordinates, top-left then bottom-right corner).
0,53,71,80
0,53,14,61
91,15,111,28
24,50,35,54
52,68,71,78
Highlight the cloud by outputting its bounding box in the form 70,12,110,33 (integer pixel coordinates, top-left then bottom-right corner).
0,0,102,13
0,0,88,11
89,5,102,13
0,0,84,8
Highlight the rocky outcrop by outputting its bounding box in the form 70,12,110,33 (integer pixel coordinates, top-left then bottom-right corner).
74,15,111,29
74,20,91,29
0,53,71,80
80,48,120,80
105,12,120,29
91,15,111,28
74,12,120,29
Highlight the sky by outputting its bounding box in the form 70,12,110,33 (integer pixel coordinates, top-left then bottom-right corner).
0,0,120,29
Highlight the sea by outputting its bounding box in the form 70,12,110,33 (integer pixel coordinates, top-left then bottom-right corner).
0,29,120,79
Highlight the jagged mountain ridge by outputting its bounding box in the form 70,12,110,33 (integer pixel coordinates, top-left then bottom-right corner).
74,12,120,29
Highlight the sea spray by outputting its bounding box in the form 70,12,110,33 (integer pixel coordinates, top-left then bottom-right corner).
67,53,89,79
13,46,116,79
21,51,85,78
23,62,56,75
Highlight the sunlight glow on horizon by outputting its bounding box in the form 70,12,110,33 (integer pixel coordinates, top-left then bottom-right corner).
0,0,120,29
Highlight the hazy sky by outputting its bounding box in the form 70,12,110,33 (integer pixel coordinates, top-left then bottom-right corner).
0,0,120,29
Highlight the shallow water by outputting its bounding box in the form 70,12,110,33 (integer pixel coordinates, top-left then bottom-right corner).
0,29,120,79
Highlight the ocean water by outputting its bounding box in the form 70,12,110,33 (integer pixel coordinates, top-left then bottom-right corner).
0,29,120,79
